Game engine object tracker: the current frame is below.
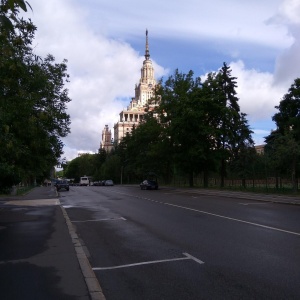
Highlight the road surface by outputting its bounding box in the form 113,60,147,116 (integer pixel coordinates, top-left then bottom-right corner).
59,185,300,300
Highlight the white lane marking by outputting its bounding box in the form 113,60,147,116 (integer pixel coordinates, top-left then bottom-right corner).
239,203,269,206
110,189,300,236
164,191,184,194
183,252,205,265
92,252,204,271
164,202,300,236
72,217,126,223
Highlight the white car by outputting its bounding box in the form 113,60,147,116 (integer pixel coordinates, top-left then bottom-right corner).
104,180,114,186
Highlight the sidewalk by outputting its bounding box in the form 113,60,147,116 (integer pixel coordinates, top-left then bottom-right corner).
0,186,105,300
183,188,300,205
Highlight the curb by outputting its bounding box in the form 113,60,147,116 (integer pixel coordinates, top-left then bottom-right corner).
60,206,106,300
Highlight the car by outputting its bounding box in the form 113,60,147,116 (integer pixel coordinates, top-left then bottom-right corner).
140,179,158,190
104,180,114,186
55,180,70,191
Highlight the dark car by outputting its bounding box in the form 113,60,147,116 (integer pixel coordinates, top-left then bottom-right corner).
140,179,158,190
55,180,69,191
104,180,114,186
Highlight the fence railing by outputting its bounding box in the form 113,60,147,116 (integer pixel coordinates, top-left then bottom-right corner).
171,176,299,192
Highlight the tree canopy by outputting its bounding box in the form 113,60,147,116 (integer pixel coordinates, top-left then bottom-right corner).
110,64,254,187
265,78,300,191
0,0,71,190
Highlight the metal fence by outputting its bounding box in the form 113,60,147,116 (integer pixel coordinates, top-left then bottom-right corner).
171,176,299,192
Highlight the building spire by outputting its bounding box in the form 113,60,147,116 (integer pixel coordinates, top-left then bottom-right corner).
145,29,150,60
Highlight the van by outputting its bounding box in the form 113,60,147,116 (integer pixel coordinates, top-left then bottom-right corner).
80,176,89,186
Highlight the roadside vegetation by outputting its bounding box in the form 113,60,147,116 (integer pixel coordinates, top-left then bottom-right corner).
63,68,300,194
1,1,300,195
0,0,71,193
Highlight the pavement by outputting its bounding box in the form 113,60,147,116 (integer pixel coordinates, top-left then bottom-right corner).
0,186,299,300
0,186,105,300
182,188,300,205
182,189,300,205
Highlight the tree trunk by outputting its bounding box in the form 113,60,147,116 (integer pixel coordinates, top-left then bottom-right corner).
292,156,297,193
203,171,209,188
220,159,225,188
242,178,246,188
189,171,194,187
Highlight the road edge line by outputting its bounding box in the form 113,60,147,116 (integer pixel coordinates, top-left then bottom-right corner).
60,206,106,300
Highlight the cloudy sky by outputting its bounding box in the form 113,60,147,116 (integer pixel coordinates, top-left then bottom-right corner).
25,0,300,161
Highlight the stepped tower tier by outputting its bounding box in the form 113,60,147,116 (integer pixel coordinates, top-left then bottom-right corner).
135,29,157,107
114,30,158,144
100,125,113,152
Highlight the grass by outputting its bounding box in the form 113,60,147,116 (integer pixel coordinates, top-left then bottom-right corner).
0,185,35,197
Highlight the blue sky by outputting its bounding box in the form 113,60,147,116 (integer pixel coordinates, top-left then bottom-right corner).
24,0,300,161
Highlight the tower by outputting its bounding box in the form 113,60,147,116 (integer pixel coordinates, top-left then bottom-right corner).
113,30,157,144
100,125,113,152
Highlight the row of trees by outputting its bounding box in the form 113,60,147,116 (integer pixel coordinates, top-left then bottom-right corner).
63,64,253,186
0,0,71,192
118,64,254,187
63,69,300,191
265,78,300,191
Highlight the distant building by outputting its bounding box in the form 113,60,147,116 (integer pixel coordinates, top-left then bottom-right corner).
255,144,265,154
114,29,157,144
100,125,114,152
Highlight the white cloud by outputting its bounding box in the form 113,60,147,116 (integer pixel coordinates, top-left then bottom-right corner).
24,0,300,158
87,0,291,49
271,0,300,84
230,61,286,122
27,0,167,161
279,0,300,24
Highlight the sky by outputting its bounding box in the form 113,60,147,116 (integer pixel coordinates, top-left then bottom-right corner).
23,0,300,162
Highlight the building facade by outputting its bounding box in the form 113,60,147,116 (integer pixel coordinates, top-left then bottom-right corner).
100,124,114,152
113,30,157,144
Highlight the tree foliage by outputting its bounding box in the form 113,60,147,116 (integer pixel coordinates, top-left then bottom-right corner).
0,1,71,190
114,65,254,187
265,78,300,191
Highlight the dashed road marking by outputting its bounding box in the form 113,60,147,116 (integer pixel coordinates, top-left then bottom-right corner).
72,217,126,222
239,202,269,205
110,190,300,236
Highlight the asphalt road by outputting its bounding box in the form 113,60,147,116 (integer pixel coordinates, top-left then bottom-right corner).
60,185,300,300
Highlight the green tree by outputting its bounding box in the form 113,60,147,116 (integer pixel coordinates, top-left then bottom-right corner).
64,157,81,182
208,63,253,187
0,2,71,189
100,155,121,183
0,0,32,31
266,78,300,191
155,69,219,187
117,115,166,182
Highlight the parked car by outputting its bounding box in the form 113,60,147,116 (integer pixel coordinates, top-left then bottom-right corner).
93,181,100,186
104,180,114,186
55,180,70,191
140,179,158,190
